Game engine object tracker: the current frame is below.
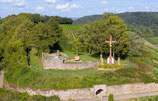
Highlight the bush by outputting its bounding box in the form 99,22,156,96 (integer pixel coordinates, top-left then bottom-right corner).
128,57,152,72
99,64,122,69
108,94,114,101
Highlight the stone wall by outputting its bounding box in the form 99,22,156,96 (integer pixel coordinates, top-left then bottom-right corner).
4,82,158,100
106,83,158,96
43,60,98,70
4,83,95,101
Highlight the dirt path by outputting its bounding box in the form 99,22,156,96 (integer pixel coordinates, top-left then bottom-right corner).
144,40,158,49
0,70,4,88
76,92,158,101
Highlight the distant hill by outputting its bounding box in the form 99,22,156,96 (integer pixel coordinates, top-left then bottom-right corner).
73,12,158,26
73,15,102,24
73,12,158,37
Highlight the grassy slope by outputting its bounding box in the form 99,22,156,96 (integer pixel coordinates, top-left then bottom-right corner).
18,49,156,90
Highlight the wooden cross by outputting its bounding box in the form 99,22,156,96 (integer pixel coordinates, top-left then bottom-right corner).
105,35,117,65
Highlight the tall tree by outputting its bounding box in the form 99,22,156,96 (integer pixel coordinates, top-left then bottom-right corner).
105,15,130,57
32,18,62,55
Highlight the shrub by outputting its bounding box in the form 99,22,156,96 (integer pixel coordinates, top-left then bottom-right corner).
108,94,114,101
99,64,122,69
128,57,152,72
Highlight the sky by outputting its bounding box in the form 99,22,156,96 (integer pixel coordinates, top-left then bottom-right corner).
0,0,158,18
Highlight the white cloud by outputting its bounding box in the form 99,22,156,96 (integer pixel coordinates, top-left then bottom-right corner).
0,0,26,7
56,3,80,11
70,4,79,8
36,6,45,12
56,3,69,10
102,0,108,4
145,6,149,10
0,0,13,3
128,6,134,10
45,0,56,3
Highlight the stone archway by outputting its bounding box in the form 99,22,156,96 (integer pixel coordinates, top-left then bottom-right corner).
96,89,104,96
94,85,107,97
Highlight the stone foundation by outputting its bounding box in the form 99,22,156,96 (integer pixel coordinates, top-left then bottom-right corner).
42,53,99,70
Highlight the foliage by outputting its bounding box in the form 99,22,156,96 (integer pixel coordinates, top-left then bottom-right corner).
99,64,122,69
78,15,129,58
74,12,158,37
32,18,62,55
128,57,152,72
0,88,60,101
73,14,102,24
105,15,129,57
74,12,158,26
108,94,114,101
128,31,145,57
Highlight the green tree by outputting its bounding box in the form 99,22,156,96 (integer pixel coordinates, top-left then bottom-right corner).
32,18,62,55
78,19,108,58
105,15,129,57
128,31,144,57
69,38,81,56
79,15,129,58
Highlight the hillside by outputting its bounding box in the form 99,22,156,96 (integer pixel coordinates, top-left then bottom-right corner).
73,12,158,26
73,15,102,24
73,12,158,37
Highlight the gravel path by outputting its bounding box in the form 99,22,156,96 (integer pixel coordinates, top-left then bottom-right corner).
76,92,158,101
0,70,4,88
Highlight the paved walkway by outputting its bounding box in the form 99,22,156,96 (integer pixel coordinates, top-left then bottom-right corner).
0,70,4,88
76,92,158,101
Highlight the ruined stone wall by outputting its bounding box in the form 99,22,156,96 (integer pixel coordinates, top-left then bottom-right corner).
43,60,99,70
4,83,95,101
105,83,158,96
42,53,99,70
4,82,158,100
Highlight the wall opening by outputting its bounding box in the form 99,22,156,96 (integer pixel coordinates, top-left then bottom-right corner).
96,89,104,96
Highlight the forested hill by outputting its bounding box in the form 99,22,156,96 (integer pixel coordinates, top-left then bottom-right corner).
73,15,102,24
73,12,158,26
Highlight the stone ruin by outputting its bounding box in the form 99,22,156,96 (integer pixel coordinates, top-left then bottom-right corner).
42,51,99,70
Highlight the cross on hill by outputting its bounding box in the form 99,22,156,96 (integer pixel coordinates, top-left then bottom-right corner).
105,35,117,65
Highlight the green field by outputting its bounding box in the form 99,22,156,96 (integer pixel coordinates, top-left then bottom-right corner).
60,24,84,39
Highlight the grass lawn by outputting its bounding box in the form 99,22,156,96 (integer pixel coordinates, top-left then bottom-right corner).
63,50,135,66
